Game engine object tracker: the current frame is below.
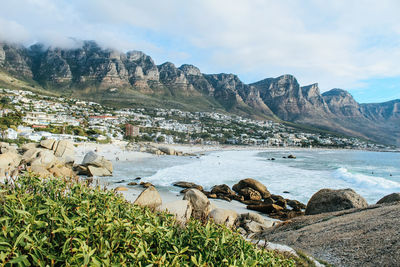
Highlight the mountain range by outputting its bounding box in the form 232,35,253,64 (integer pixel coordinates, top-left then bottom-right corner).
0,40,399,146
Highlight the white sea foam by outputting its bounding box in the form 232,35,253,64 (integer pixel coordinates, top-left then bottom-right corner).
333,167,400,191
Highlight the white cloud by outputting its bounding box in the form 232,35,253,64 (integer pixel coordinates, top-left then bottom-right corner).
0,0,399,94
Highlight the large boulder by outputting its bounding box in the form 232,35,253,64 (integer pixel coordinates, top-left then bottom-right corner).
305,188,368,215
0,152,21,171
87,165,112,177
232,178,270,198
22,148,45,162
53,140,75,163
133,186,162,210
28,165,51,177
157,200,192,224
173,181,203,191
49,166,75,178
82,151,112,175
208,208,238,228
30,150,58,169
40,139,56,150
20,143,39,152
239,187,262,201
377,193,400,204
183,189,211,220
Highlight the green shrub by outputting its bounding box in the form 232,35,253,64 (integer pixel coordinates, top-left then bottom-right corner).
0,174,295,266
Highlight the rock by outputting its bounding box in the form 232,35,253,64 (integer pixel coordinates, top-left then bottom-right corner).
211,184,235,196
173,181,203,191
87,165,112,177
207,193,217,198
208,208,238,228
239,187,262,201
0,152,21,171
288,154,296,159
21,143,39,152
159,147,175,155
269,210,304,221
183,189,211,220
30,150,58,169
75,165,89,175
133,186,162,209
240,212,269,225
53,140,75,163
287,199,306,211
40,139,56,150
29,165,51,177
134,177,142,180
128,182,138,186
22,148,44,162
232,178,270,198
376,193,400,204
244,221,269,233
263,197,275,205
49,166,75,177
0,143,17,154
305,188,368,215
157,200,192,224
82,151,112,174
115,186,128,191
140,182,153,188
247,204,284,214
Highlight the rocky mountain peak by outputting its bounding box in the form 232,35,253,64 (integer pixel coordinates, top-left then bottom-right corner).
301,83,320,99
178,64,202,76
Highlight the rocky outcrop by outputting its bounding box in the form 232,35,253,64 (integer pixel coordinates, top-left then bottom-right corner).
255,203,400,266
305,188,368,215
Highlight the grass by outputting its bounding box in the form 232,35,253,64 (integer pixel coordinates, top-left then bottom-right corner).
0,174,298,266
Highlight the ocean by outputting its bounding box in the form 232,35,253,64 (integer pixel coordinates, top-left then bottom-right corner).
109,149,400,205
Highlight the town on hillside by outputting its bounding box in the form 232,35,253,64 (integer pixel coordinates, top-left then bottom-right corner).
0,88,393,150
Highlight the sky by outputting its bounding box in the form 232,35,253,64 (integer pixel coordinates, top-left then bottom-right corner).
0,0,399,103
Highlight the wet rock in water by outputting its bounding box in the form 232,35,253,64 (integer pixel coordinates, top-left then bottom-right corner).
376,193,400,204
204,192,217,199
115,186,128,191
211,184,235,196
270,195,287,208
133,186,162,209
183,189,211,220
134,177,142,181
116,179,126,183
287,154,296,159
283,191,290,194
233,178,271,199
271,158,276,161
305,188,368,215
140,182,153,188
208,208,238,228
127,182,138,186
239,187,262,201
287,199,306,211
247,203,284,214
156,200,192,224
173,181,203,191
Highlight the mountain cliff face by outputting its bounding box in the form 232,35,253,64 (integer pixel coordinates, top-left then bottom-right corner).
0,41,399,146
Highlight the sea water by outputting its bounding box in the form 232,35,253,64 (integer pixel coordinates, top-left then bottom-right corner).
110,149,400,204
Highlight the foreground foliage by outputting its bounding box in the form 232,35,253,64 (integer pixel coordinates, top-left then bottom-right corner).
0,174,295,266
